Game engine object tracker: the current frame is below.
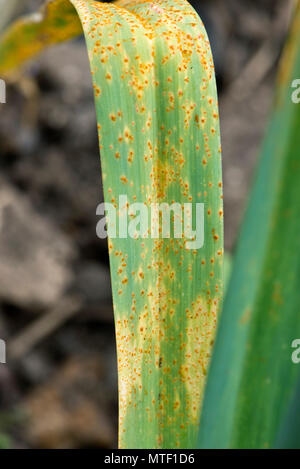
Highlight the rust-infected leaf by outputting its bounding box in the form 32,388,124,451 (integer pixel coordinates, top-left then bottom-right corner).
0,0,223,448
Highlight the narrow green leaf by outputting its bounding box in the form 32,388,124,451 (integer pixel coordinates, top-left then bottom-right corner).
223,252,232,293
275,373,300,448
198,1,300,449
0,0,223,448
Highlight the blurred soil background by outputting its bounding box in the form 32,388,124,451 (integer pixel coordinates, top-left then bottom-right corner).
0,0,295,448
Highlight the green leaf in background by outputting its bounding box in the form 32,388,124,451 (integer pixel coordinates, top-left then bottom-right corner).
0,0,224,449
198,0,300,449
275,372,300,448
223,252,232,293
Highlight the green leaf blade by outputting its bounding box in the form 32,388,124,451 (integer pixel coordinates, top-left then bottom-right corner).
198,2,300,449
0,0,224,448
73,0,223,448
